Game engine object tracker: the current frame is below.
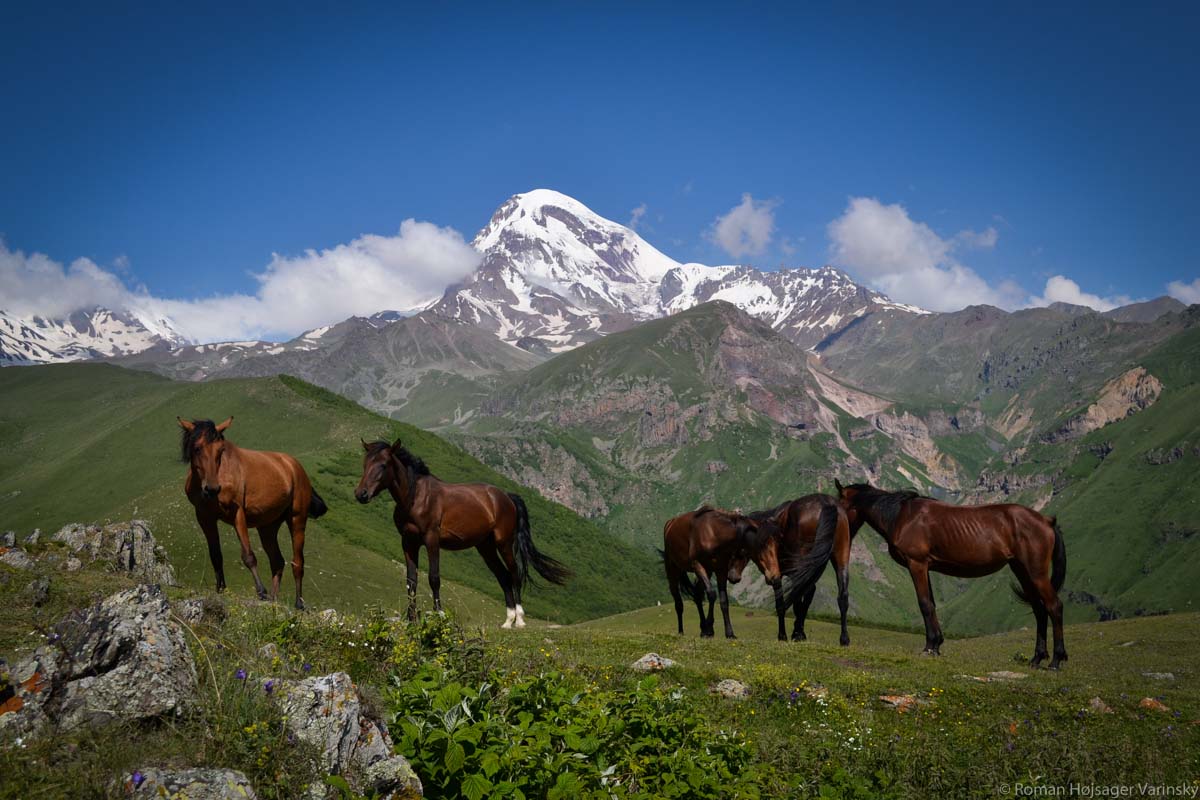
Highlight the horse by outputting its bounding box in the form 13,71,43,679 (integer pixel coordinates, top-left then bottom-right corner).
835,479,1068,668
179,416,327,610
354,438,570,628
735,494,852,645
661,505,764,638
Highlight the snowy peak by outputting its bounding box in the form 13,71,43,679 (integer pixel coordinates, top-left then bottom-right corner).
0,307,188,366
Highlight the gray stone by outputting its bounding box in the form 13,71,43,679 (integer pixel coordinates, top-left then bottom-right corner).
318,608,342,625
0,547,35,571
126,768,258,799
64,557,83,572
0,584,197,740
51,520,177,586
258,642,279,660
23,529,41,546
1,531,14,547
22,576,50,607
276,672,422,799
711,679,750,699
631,653,675,672
1143,672,1176,681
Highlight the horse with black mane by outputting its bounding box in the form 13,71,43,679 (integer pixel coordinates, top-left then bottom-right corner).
836,480,1068,668
661,505,765,638
736,494,852,645
355,438,570,627
179,416,327,609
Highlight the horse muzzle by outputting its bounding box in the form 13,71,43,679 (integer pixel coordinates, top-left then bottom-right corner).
355,490,370,504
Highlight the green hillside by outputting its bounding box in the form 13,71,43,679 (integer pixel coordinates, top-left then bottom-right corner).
0,363,662,623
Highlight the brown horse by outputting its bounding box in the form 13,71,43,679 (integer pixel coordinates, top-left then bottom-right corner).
735,494,852,645
836,480,1068,668
660,506,772,638
179,417,327,609
354,439,570,627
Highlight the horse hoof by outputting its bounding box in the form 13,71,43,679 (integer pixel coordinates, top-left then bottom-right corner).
295,600,306,611
840,638,851,647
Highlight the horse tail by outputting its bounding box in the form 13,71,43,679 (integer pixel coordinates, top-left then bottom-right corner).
658,547,695,596
308,489,328,519
508,493,571,590
783,502,838,605
1012,517,1066,604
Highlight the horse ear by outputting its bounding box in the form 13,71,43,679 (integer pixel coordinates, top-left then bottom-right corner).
834,478,844,493
177,417,194,431
391,438,403,452
216,416,234,433
361,437,371,452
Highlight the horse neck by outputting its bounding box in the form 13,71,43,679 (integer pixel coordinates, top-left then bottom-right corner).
386,455,425,511
858,501,895,543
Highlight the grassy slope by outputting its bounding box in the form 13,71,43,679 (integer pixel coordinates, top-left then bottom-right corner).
0,364,662,624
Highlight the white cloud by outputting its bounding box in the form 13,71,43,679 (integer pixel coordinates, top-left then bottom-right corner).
1167,277,1200,305
0,220,480,343
1029,275,1135,312
709,193,778,259
628,203,648,231
826,197,1024,311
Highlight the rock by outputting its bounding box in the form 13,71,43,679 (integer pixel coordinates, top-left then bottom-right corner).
805,685,828,700
1140,697,1170,713
1,531,14,547
957,674,991,683
64,558,83,572
710,679,750,699
173,598,226,627
23,529,41,546
258,643,279,660
1142,672,1176,681
0,547,36,571
1119,640,1137,647
275,672,422,799
21,576,50,607
125,768,258,799
879,694,928,713
631,653,675,672
0,584,197,741
986,671,1028,681
1088,697,1114,714
318,608,342,625
51,520,177,586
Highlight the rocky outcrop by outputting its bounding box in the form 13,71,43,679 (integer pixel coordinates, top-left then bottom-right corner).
631,653,675,672
1041,366,1163,443
0,584,196,740
276,672,422,800
51,520,177,586
125,768,258,799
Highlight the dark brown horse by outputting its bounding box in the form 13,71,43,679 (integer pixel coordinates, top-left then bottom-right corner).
836,480,1068,668
355,439,569,627
735,494,852,645
661,506,764,638
179,417,327,609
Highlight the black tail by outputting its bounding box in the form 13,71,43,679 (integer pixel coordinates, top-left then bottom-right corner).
658,547,695,597
783,503,839,605
308,490,328,519
509,493,571,590
1013,519,1067,604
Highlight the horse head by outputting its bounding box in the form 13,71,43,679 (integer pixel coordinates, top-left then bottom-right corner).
728,514,781,584
178,416,233,499
356,438,399,504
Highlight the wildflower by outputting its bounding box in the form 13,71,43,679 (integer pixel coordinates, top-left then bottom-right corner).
132,771,145,788
235,668,247,681
264,679,276,695
303,662,312,673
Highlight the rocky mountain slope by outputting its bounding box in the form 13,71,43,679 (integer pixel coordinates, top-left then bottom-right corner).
0,306,186,365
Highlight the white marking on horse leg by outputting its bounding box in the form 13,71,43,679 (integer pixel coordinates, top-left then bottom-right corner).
515,604,527,628
501,606,516,629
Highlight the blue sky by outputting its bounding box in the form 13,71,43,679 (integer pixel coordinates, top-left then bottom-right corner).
3,2,1198,337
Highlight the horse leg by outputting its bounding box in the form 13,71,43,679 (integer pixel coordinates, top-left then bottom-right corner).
197,513,225,593
717,573,736,639
425,533,443,614
792,583,816,641
285,516,306,611
403,540,420,621
691,563,715,637
234,510,268,600
496,540,527,628
478,541,518,629
1033,576,1068,669
256,520,286,602
772,579,787,642
908,562,944,654
835,538,852,647
667,567,686,634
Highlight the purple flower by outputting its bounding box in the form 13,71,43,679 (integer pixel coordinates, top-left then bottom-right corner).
303,662,312,673
235,669,247,681
263,679,276,695
131,771,145,788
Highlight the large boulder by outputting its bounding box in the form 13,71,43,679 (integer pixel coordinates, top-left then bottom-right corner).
124,768,258,799
51,520,177,586
0,584,197,739
276,672,422,799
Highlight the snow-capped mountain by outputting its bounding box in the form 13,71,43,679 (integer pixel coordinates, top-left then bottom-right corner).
0,307,188,366
429,189,924,351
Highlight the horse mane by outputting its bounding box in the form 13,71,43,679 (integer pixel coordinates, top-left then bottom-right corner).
844,483,924,533
180,419,223,462
367,440,432,480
